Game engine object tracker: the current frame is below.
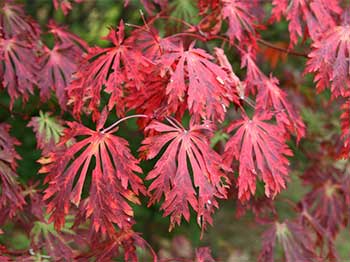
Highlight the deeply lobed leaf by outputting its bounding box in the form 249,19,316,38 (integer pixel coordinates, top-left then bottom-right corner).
140,118,230,232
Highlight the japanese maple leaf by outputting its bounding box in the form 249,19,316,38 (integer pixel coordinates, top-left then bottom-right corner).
31,219,81,261
53,0,83,15
140,118,230,232
301,164,348,238
37,43,81,109
82,230,156,262
125,70,187,129
306,20,350,98
271,0,341,46
220,0,258,43
258,220,319,262
48,20,88,53
241,51,305,141
160,42,236,122
126,27,180,61
223,111,293,202
40,110,146,235
0,36,37,107
0,1,40,39
28,111,64,154
0,124,25,218
67,20,151,120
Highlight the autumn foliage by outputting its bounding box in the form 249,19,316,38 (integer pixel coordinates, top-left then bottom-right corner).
0,0,350,261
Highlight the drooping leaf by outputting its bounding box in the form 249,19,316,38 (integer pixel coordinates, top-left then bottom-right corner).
0,36,37,107
306,17,350,98
241,50,305,141
37,43,81,109
301,164,348,238
271,0,342,46
140,118,230,232
223,111,293,201
40,110,146,236
0,123,25,218
66,20,151,120
160,42,237,122
0,1,40,39
221,0,258,43
126,27,180,61
48,20,88,53
30,218,82,261
78,230,157,262
258,220,319,262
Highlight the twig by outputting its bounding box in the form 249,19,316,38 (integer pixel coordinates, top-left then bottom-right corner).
101,114,148,134
257,38,308,58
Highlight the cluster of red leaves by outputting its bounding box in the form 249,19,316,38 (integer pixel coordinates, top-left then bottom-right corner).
0,0,349,261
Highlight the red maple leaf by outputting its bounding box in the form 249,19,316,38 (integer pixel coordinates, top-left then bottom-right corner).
37,43,81,109
241,50,305,141
0,1,40,39
306,18,350,98
0,124,25,218
0,36,37,107
40,110,146,235
127,27,180,61
140,118,230,232
301,164,348,238
67,20,151,120
258,220,319,262
220,0,258,43
48,20,88,53
223,111,293,201
160,42,237,122
271,0,342,46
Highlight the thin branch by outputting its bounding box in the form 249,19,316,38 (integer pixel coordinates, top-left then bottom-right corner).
257,38,308,58
101,114,148,134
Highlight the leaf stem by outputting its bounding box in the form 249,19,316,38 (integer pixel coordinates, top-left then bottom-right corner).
256,38,308,58
101,114,148,133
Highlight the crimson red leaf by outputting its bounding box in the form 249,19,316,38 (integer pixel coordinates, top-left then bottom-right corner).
259,220,319,262
224,111,293,201
0,1,40,39
306,18,350,98
241,51,305,141
301,164,348,238
160,42,237,122
48,20,88,53
37,43,81,109
0,124,25,218
271,0,341,46
40,110,146,235
221,0,258,43
67,20,151,120
0,37,37,107
140,118,230,232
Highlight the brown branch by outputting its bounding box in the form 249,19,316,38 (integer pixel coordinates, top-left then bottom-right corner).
257,38,309,58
